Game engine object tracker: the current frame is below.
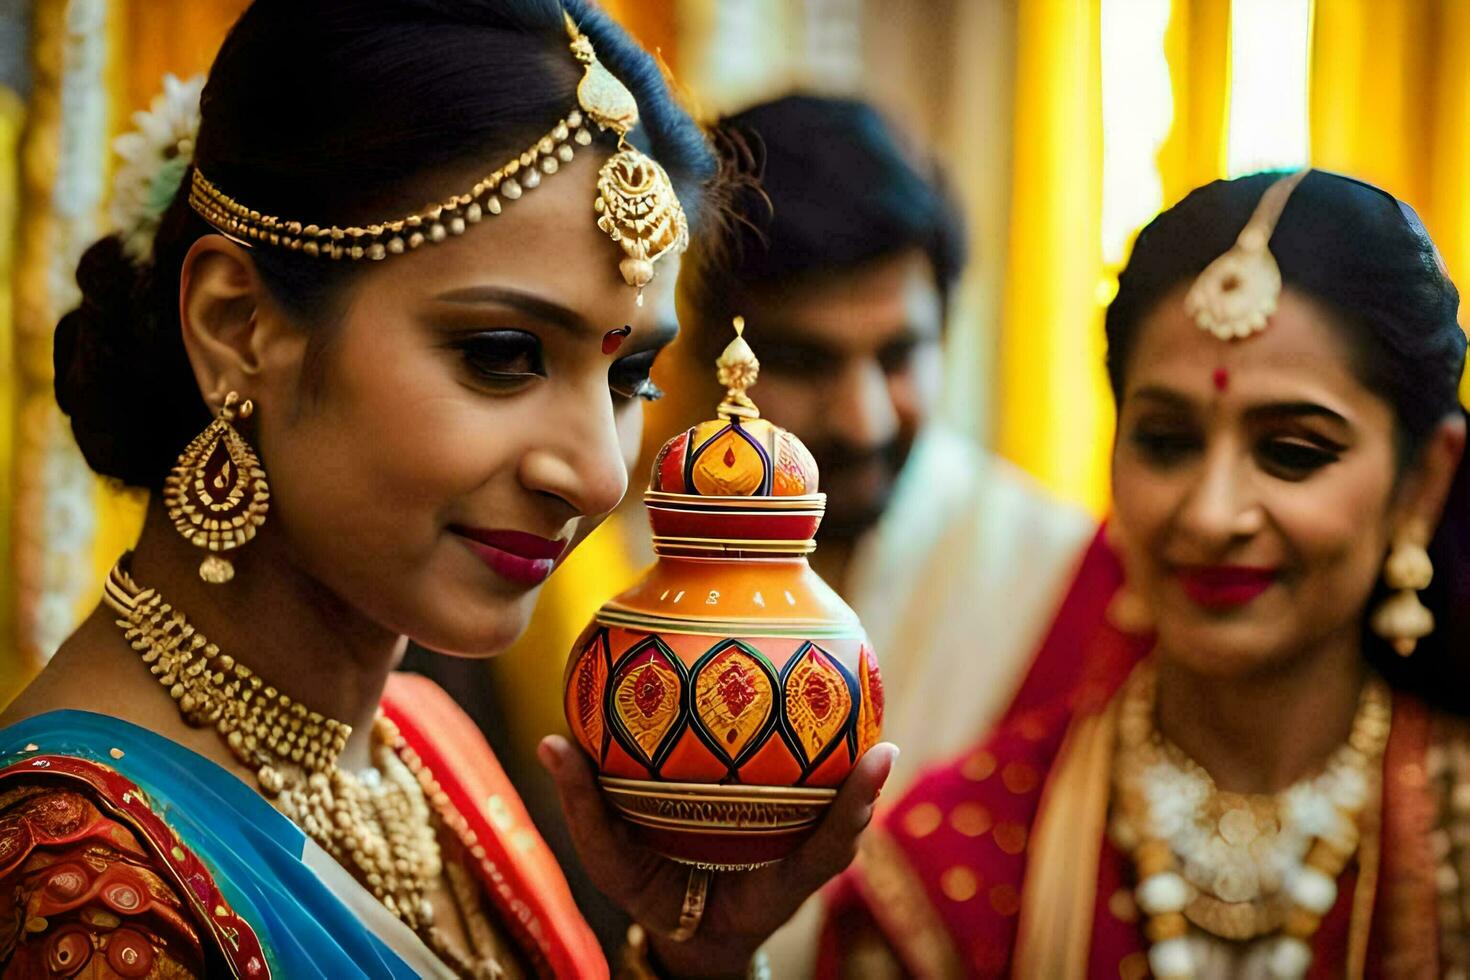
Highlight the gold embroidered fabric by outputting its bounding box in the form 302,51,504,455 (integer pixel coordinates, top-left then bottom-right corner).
0,783,205,977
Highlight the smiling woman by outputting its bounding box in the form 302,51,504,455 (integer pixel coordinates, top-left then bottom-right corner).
0,2,897,978
818,171,1470,977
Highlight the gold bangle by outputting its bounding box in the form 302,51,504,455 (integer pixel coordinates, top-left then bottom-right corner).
668,866,711,942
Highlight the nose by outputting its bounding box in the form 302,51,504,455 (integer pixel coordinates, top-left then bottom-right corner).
828,358,900,449
1174,440,1265,549
518,382,630,520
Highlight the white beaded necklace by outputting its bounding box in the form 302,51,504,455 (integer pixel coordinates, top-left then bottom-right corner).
1111,662,1389,980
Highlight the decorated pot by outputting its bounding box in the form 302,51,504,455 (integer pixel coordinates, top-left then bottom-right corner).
563,320,884,870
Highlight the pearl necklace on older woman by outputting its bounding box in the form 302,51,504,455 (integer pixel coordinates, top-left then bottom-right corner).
1110,661,1389,980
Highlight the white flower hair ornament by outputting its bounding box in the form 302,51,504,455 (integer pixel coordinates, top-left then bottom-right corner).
1183,168,1311,341
110,73,205,265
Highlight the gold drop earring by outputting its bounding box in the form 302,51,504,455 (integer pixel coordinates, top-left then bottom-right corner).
1104,520,1155,636
1370,528,1434,656
163,390,271,584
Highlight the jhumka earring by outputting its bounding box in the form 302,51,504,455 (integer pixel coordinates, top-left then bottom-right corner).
163,391,270,584
1104,521,1155,636
1370,529,1434,656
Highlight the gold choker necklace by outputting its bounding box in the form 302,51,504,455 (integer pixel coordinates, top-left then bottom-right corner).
102,559,501,978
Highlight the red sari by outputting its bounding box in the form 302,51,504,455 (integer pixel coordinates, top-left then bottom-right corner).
382,672,608,978
817,531,1451,978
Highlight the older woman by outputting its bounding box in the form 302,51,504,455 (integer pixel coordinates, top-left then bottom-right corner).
0,2,892,977
821,169,1470,977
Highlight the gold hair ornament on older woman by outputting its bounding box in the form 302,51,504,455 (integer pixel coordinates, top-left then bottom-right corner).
1184,169,1310,341
187,13,688,304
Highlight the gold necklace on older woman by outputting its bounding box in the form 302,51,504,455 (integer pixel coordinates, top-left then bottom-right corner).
102,558,505,979
1110,660,1389,980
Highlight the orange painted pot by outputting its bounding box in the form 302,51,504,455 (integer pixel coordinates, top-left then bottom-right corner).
562,323,884,869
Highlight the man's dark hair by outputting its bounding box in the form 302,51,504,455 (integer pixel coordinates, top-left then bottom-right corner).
681,93,966,333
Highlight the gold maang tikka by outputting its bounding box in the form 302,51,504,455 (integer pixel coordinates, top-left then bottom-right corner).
187,15,688,306
163,391,270,584
566,13,689,305
1184,168,1310,341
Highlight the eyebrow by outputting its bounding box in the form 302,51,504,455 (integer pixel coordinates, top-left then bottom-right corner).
1244,401,1351,427
1130,385,1192,409
432,285,591,337
1131,386,1351,426
755,322,933,350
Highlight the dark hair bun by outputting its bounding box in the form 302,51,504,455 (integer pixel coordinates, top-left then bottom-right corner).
56,237,178,486
55,225,212,488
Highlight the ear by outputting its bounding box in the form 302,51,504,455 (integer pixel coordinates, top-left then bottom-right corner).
1393,413,1467,545
178,235,269,412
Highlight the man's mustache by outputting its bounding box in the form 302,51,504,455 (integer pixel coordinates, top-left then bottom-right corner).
808,439,907,475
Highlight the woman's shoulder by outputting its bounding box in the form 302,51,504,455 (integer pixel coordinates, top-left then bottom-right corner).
881,697,1072,872
824,696,1078,975
0,776,208,976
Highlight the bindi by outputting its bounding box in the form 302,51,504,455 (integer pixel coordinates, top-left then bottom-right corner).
602,325,632,355
1212,367,1230,392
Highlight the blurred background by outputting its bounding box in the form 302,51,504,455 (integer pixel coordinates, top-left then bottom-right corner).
0,0,1465,737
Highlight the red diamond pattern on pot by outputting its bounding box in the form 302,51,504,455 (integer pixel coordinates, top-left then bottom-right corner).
693,644,774,763
611,645,683,766
784,644,853,765
567,632,608,760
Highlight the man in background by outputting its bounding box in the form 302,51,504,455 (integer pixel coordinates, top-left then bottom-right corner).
682,93,1094,794
679,94,1097,972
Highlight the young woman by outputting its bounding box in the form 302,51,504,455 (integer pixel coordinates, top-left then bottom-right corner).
0,2,894,976
819,169,1470,977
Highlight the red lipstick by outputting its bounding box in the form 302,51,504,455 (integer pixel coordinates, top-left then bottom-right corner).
1176,565,1279,609
453,527,567,587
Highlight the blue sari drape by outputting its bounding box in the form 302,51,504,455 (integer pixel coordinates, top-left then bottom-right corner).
0,709,423,979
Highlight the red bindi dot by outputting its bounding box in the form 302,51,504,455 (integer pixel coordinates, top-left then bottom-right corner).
602,325,632,355
1212,367,1229,392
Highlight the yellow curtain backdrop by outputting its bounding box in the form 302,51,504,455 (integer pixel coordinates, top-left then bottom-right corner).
1310,0,1470,398
0,87,23,698
10,0,122,701
995,0,1106,514
1158,0,1231,209
93,2,251,608
995,0,1229,515
3,0,265,707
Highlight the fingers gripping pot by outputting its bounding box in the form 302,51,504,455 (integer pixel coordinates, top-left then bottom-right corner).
563,320,884,870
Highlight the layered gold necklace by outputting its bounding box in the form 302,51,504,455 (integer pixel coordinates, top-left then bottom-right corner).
1110,660,1389,980
103,559,504,979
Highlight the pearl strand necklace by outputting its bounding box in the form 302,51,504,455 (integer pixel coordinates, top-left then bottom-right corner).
1112,662,1390,980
